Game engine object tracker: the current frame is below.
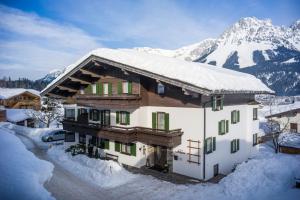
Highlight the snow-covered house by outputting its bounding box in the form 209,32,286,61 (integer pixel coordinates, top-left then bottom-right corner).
0,88,41,110
266,102,300,133
41,48,272,180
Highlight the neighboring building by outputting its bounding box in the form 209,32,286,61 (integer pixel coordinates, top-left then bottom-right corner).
0,88,41,110
266,102,300,133
41,48,272,180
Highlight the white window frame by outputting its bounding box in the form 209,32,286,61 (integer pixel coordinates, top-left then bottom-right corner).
157,112,165,130
122,82,129,94
92,84,97,94
103,83,109,96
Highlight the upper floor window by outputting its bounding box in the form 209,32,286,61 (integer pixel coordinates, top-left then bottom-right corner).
89,109,100,121
116,111,130,125
65,108,75,120
218,120,229,135
103,83,109,96
231,139,240,153
212,95,224,111
231,110,240,124
157,83,165,94
122,82,129,93
253,108,258,120
205,137,216,154
152,112,169,130
118,81,132,94
92,84,97,94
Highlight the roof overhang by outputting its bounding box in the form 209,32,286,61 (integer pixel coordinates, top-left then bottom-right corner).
41,55,274,97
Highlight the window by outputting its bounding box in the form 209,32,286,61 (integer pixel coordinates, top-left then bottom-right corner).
121,143,131,154
78,108,87,116
231,139,240,153
157,83,165,94
103,83,109,96
152,112,169,130
102,110,110,126
79,134,86,144
116,111,130,125
218,120,229,135
65,108,75,120
205,137,216,154
253,108,258,120
253,133,258,146
231,110,240,124
212,95,224,111
92,84,97,94
122,82,129,93
89,109,99,121
97,138,109,149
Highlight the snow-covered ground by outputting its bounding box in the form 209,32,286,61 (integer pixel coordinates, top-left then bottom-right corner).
1,122,300,200
0,125,54,200
48,145,137,188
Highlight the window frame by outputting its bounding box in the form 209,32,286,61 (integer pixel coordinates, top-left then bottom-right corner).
103,82,109,96
122,81,129,94
157,82,165,95
231,139,240,153
157,112,166,130
253,133,258,146
253,108,258,120
121,143,131,155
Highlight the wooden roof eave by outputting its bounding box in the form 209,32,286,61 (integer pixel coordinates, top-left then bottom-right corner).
41,54,273,97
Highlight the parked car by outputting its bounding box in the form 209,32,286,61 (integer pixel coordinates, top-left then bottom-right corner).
42,130,66,142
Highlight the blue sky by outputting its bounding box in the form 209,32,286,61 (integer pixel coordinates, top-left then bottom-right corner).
0,0,299,79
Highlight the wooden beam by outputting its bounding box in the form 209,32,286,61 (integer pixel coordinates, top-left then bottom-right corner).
57,85,78,92
79,69,101,78
69,76,92,85
48,92,66,98
92,60,101,66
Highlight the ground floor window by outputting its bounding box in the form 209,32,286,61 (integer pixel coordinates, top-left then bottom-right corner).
79,134,86,144
116,111,130,125
231,139,240,153
89,109,100,121
152,112,169,130
65,131,75,142
115,141,136,156
97,138,109,149
253,133,258,146
65,108,75,120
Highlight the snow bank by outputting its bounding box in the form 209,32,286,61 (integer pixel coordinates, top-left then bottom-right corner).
279,132,300,148
48,145,136,188
0,126,54,200
43,48,273,94
171,145,300,200
263,102,300,117
0,87,40,99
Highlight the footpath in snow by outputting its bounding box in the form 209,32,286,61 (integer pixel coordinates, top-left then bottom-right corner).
0,125,54,200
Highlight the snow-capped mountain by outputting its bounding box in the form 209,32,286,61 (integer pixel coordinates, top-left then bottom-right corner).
38,69,62,83
136,17,300,96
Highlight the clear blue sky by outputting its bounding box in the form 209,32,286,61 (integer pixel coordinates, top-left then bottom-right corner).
0,0,299,79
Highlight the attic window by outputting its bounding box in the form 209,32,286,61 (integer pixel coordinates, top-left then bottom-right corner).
157,83,165,94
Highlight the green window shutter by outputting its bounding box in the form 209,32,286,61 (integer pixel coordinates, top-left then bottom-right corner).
164,113,169,131
218,121,222,135
237,110,240,122
84,85,91,94
116,111,120,124
108,83,112,96
115,141,120,152
213,137,216,151
226,120,229,133
105,139,110,150
152,112,157,129
128,81,132,94
237,139,240,151
130,143,136,156
230,141,233,153
96,83,102,95
231,111,234,124
126,112,130,125
99,83,103,95
211,96,216,111
117,81,122,94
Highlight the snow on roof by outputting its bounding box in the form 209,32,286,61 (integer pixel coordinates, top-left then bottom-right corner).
265,102,300,117
5,109,34,123
0,88,40,99
42,48,273,94
279,132,300,148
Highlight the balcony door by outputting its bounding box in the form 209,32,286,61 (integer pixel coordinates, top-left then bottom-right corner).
101,110,110,126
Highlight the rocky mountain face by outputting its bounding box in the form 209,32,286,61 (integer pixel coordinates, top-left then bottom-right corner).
136,17,300,96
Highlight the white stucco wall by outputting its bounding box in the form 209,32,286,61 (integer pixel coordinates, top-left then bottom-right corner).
272,112,300,133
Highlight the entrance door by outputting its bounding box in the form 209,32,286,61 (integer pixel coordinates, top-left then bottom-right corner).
213,164,219,177
290,123,298,132
154,146,168,171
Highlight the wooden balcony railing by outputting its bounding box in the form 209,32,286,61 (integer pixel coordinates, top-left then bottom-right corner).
63,119,183,148
75,94,142,109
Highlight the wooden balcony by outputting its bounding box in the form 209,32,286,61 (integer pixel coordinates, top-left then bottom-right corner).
75,94,142,109
63,119,183,148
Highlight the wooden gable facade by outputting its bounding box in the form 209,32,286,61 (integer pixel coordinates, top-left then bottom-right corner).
0,91,41,110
